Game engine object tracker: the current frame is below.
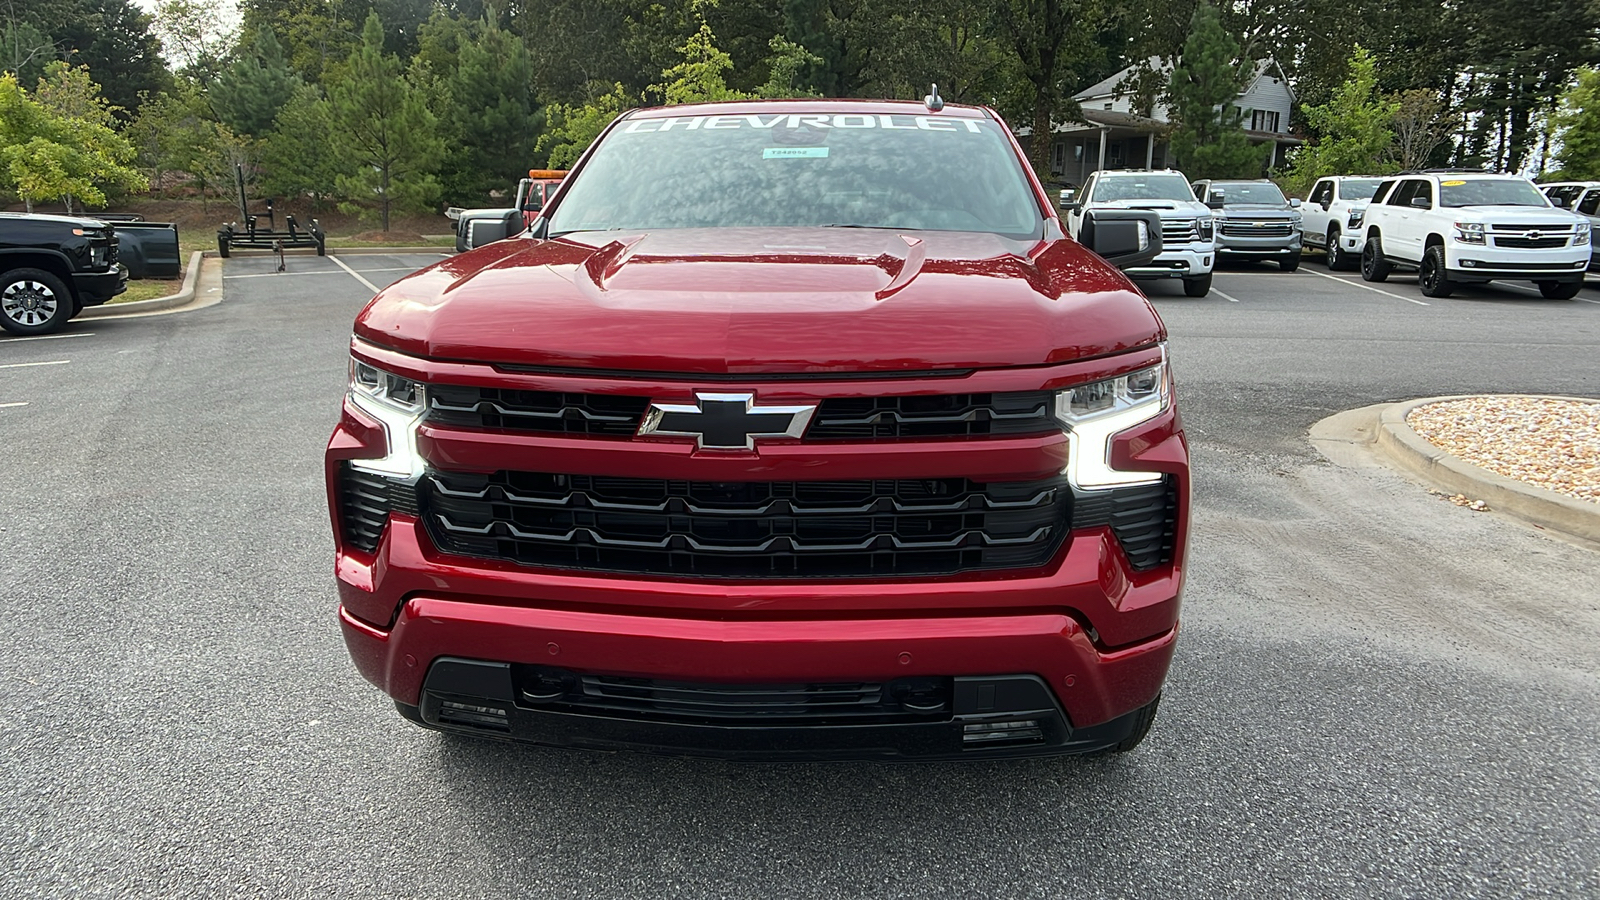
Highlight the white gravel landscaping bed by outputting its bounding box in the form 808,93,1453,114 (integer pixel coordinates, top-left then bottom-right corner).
1406,396,1600,504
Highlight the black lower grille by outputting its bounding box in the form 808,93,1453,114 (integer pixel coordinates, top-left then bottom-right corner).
1071,479,1178,570
422,470,1069,578
337,464,419,552
516,666,951,725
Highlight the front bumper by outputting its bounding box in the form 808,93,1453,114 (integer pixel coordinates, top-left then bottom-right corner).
1446,244,1589,282
1124,245,1214,279
72,264,128,307
397,657,1164,760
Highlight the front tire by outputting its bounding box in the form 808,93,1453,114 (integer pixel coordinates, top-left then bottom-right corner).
1278,253,1301,272
1537,280,1582,299
1327,227,1352,270
1183,272,1212,297
0,267,74,336
1361,237,1391,282
1419,245,1454,298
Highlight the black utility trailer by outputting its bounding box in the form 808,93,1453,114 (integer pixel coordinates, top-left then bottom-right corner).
216,165,325,258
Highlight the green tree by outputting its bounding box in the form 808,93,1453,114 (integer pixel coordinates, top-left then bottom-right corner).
1552,67,1600,180
436,15,539,204
651,22,753,105
259,85,342,203
757,35,822,99
151,0,237,86
211,28,303,137
535,83,634,169
30,0,172,121
994,0,1109,176
1286,46,1398,189
327,12,443,230
1167,2,1267,179
1388,88,1455,171
0,70,144,212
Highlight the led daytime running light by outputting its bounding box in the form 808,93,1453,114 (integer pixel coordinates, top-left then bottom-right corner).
1054,350,1171,489
347,354,428,478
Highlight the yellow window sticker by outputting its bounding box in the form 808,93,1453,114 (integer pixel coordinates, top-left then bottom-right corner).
1441,180,1467,186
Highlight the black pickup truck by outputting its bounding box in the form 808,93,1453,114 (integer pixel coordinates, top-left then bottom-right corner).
0,213,130,335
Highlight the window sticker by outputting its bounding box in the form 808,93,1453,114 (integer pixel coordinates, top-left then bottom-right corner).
763,147,829,159
1441,180,1467,186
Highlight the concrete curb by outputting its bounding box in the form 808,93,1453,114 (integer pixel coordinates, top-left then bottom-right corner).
80,250,204,318
1371,394,1600,544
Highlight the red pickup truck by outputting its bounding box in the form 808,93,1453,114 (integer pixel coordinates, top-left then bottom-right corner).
327,99,1188,759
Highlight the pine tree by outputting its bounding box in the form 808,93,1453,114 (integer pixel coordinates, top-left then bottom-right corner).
211,28,303,138
1553,67,1600,180
259,85,341,204
1286,46,1399,188
326,12,443,230
438,16,539,205
1167,2,1268,179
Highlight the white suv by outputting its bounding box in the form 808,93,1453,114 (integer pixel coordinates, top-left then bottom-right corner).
1360,172,1591,299
1064,169,1216,297
1300,176,1386,270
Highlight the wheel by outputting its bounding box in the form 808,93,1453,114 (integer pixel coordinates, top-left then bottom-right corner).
1418,245,1454,297
1183,272,1212,297
1361,237,1390,282
1326,227,1352,270
1090,695,1161,755
217,234,231,258
1278,253,1300,272
1537,280,1582,299
0,267,74,336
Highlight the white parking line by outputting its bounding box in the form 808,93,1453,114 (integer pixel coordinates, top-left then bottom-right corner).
1297,267,1430,306
224,266,418,280
0,332,95,343
0,401,26,409
330,255,381,293
0,359,69,370
1576,297,1600,305
1210,287,1242,303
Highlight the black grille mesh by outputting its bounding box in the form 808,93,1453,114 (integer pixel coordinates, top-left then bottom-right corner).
1071,479,1178,571
425,386,1055,441
422,470,1068,578
337,465,420,552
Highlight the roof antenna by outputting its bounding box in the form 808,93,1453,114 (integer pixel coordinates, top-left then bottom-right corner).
924,83,944,112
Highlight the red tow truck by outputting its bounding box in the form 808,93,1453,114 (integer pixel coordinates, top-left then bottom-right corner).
448,169,566,252
329,98,1186,760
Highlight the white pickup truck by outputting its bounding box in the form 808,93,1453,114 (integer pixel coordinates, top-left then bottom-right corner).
1300,176,1385,270
1063,168,1216,297
1360,172,1591,299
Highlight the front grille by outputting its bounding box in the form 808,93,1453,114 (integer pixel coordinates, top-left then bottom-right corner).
1220,222,1294,237
516,667,951,725
427,385,649,437
337,464,420,552
1072,479,1178,570
422,470,1069,578
808,392,1053,439
1161,219,1198,243
1491,235,1571,249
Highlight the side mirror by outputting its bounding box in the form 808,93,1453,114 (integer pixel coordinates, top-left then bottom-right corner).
1550,195,1571,209
1058,191,1078,209
1063,201,1082,213
1206,198,1225,210
1409,197,1431,210
1079,209,1163,271
1289,198,1303,209
460,208,524,250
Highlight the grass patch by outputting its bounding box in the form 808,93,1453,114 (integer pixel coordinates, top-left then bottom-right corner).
109,275,184,304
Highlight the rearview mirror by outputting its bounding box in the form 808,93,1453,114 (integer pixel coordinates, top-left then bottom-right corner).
1079,209,1164,271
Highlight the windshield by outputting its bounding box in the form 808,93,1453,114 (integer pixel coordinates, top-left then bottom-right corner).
1341,179,1383,200
1206,183,1287,206
1092,174,1195,203
1439,178,1550,208
547,111,1043,238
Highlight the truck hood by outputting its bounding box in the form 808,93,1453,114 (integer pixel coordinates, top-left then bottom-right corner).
354,228,1164,374
1444,206,1586,226
1091,199,1209,219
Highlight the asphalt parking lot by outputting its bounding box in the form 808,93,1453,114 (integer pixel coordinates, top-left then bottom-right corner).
2,250,1597,898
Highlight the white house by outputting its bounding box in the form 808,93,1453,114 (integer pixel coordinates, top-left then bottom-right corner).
1044,57,1301,183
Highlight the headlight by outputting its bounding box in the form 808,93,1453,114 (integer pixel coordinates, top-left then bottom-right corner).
1347,209,1364,229
1453,222,1486,244
1053,349,1172,489
1197,218,1214,240
1575,223,1591,245
347,352,428,477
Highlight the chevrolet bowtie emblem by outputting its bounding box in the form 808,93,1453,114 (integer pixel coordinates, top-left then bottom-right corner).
639,392,817,449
